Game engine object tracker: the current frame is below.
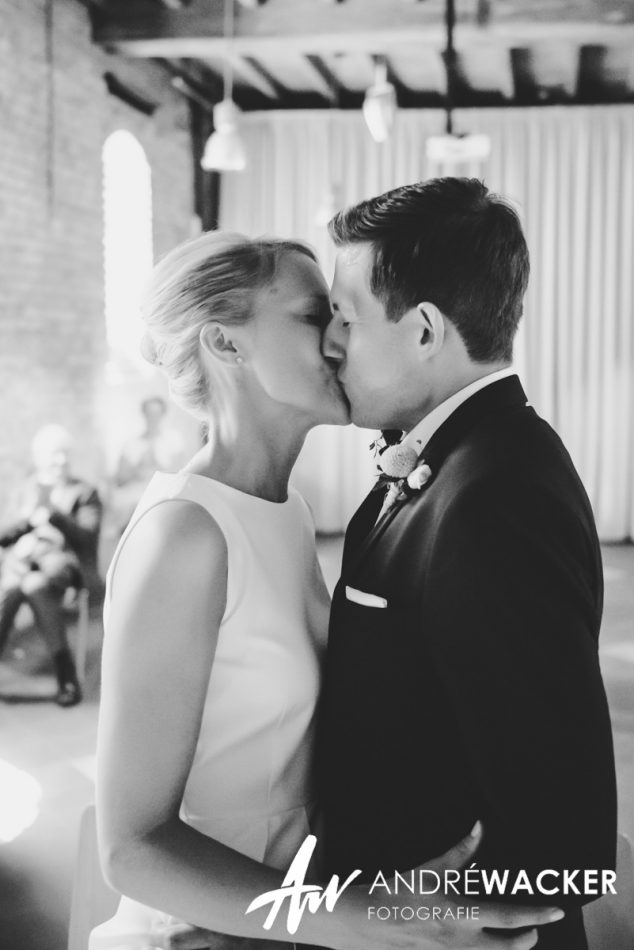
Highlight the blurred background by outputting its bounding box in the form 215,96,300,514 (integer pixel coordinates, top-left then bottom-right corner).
0,0,633,947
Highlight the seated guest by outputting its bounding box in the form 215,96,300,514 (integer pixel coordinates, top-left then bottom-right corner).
0,424,102,707
111,395,186,533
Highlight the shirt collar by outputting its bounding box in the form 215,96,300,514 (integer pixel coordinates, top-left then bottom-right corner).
402,367,517,457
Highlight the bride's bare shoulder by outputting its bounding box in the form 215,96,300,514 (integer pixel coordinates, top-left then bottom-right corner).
110,498,228,601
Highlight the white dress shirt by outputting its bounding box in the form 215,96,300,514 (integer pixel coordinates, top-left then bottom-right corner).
401,366,517,457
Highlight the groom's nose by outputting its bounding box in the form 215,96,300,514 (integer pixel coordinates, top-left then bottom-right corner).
321,314,345,362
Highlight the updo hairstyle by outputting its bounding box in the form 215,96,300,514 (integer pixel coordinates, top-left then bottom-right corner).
140,231,317,419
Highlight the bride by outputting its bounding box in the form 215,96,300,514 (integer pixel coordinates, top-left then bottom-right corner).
91,231,561,950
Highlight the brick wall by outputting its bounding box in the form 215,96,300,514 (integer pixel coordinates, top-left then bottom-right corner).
0,0,197,520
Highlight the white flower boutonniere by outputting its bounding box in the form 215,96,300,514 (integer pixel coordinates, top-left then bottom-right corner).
372,436,434,520
380,443,419,479
407,462,432,491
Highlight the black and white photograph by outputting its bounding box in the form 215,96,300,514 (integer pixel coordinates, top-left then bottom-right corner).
0,2,633,949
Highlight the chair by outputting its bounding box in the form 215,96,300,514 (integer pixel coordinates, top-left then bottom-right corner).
583,833,634,950
68,805,119,950
0,585,92,699
63,586,91,685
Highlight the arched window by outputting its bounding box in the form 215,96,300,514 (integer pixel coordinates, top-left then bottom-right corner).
102,130,153,373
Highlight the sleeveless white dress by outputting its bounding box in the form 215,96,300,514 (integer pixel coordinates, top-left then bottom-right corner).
89,471,330,949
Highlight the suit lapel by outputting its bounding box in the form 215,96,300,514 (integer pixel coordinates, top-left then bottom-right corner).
51,479,82,515
341,488,385,572
344,376,528,577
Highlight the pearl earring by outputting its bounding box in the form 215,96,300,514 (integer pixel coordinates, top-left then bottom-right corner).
236,356,244,365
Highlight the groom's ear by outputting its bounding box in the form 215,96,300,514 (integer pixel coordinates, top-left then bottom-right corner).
416,302,445,359
200,323,243,367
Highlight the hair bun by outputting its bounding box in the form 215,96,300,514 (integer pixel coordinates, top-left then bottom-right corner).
140,331,161,366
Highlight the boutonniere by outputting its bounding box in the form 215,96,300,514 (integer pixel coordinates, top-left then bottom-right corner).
371,433,433,519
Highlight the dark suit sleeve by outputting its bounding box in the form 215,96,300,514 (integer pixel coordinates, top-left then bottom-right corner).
48,486,102,560
424,476,616,906
0,518,32,548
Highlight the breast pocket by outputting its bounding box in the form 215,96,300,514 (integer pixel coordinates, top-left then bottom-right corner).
329,598,415,723
345,585,388,609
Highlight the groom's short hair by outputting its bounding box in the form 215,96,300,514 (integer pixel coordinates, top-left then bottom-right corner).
328,177,529,363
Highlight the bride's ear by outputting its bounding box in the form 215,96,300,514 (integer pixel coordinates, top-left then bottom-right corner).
200,323,243,367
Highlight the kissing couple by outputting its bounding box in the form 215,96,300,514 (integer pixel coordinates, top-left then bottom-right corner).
90,177,616,950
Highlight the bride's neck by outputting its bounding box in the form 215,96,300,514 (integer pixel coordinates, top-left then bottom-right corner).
185,403,310,503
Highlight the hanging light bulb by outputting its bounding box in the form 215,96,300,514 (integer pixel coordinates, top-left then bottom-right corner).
426,0,491,165
426,132,491,164
201,99,247,171
201,0,247,172
363,58,397,144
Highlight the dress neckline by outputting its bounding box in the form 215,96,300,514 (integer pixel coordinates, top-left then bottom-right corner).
154,470,294,508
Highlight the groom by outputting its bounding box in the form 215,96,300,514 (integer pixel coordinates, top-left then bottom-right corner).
318,177,617,949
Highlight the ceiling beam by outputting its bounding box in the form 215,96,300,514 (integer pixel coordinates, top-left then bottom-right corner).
455,46,515,101
95,0,445,55
304,55,341,104
323,52,375,94
94,0,634,57
225,54,281,98
245,51,338,102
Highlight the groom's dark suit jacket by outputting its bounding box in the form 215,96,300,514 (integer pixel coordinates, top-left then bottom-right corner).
318,376,616,950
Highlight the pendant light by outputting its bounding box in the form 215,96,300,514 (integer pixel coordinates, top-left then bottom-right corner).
425,0,491,164
201,0,247,172
363,57,397,144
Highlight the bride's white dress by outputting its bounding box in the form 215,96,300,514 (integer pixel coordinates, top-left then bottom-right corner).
89,471,330,949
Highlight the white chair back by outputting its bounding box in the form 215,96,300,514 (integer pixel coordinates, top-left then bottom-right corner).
67,805,119,950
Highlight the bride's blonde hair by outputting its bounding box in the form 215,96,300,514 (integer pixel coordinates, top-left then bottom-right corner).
140,231,317,419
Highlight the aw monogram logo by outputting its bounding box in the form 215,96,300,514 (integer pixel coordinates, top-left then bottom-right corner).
246,835,361,934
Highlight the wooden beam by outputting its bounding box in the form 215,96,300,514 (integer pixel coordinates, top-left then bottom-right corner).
322,52,375,94
170,74,215,110
577,43,634,100
103,71,158,113
510,41,583,103
457,45,515,100
192,57,281,108
305,55,341,103
94,0,634,57
95,0,444,55
386,46,447,94
232,50,335,99
225,54,281,98
163,57,224,100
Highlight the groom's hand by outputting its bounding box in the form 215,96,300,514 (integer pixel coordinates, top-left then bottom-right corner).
424,818,484,876
155,824,564,950
398,821,565,949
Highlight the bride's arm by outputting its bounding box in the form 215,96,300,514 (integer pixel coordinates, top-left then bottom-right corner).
96,499,355,947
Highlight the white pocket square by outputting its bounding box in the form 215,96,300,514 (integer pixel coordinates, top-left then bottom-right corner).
345,586,388,609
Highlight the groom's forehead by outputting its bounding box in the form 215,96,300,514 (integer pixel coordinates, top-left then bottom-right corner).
332,243,374,294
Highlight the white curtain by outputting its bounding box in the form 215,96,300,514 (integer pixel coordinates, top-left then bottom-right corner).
220,105,634,540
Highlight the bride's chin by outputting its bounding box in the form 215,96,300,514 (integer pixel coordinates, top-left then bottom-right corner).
317,400,351,427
